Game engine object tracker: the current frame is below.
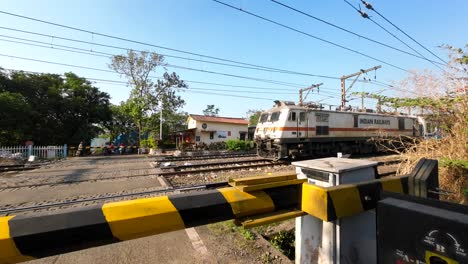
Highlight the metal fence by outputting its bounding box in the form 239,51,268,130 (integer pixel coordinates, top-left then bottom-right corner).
0,145,67,159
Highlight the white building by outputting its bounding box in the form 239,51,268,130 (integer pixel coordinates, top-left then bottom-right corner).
177,114,249,145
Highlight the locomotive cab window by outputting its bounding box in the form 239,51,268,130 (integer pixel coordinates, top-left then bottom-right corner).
259,113,269,123
270,112,280,122
289,112,296,121
299,112,306,122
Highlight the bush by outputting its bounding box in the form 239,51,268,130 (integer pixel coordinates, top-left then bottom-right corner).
270,230,295,259
225,139,254,151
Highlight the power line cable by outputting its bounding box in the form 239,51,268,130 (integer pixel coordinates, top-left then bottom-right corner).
269,0,443,66
0,10,357,77
0,26,343,78
1,67,290,101
0,50,308,88
0,38,399,94
212,0,409,73
0,29,396,88
342,0,443,70
360,0,447,64
183,90,278,101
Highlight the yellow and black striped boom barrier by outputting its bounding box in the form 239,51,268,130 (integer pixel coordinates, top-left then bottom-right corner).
0,159,438,264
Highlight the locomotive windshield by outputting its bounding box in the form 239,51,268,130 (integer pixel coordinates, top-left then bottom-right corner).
259,113,269,123
270,112,281,122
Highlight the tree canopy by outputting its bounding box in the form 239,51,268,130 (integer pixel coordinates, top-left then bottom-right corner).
109,50,187,145
246,109,263,126
203,104,220,116
0,70,112,145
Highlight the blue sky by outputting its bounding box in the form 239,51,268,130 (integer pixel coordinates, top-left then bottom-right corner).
0,0,466,117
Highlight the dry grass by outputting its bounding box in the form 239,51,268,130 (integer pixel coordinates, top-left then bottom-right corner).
376,101,467,202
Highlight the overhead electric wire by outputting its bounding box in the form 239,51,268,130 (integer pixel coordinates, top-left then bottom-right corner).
269,0,443,65
0,36,346,92
183,90,277,101
0,28,398,89
0,49,309,88
0,26,349,80
361,1,448,64
0,26,343,79
342,0,443,70
0,10,354,78
1,67,295,101
212,0,409,73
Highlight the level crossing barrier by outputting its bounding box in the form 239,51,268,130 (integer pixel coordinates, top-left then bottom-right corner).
0,158,448,264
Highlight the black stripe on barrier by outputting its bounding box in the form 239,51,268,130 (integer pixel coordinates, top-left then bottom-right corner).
10,206,117,258
263,185,301,210
356,181,383,211
401,177,409,194
168,190,234,228
326,192,338,221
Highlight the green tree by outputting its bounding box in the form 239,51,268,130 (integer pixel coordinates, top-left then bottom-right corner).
246,109,263,126
0,69,112,145
109,50,187,146
203,104,220,116
0,92,31,145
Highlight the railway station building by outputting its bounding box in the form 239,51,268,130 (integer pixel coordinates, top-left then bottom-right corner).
175,114,249,147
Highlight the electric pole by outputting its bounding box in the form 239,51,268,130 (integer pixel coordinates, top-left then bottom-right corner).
299,83,323,106
340,65,381,109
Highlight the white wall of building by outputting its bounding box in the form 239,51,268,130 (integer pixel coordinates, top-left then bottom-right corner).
187,117,248,144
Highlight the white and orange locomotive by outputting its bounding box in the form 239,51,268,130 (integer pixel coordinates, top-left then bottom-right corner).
254,101,427,160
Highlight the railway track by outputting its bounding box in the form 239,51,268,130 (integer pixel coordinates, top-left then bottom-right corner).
0,181,229,215
0,158,275,191
155,152,256,162
159,158,273,170
158,160,289,177
0,164,41,172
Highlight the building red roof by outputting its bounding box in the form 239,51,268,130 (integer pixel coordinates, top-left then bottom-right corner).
189,114,248,125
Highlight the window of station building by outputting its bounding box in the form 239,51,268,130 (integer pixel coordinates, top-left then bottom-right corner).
210,132,214,139
270,112,280,122
353,115,359,128
259,113,269,123
289,112,296,121
299,112,306,122
228,131,231,136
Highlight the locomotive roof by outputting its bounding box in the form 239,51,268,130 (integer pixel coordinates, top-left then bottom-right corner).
265,101,416,118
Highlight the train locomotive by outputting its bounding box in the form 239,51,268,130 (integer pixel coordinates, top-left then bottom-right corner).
254,101,427,160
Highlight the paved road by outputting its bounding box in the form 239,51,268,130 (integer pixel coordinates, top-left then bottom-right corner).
0,155,290,263
0,155,163,206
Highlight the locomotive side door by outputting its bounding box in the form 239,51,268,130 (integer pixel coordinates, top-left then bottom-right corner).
298,111,308,139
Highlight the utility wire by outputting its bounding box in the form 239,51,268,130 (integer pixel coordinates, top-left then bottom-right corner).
342,0,443,70
0,10,353,77
212,0,409,73
1,53,345,95
269,0,443,65
360,0,447,64
0,45,308,88
0,27,397,88
0,67,301,94
182,90,278,101
0,26,341,79
0,36,341,90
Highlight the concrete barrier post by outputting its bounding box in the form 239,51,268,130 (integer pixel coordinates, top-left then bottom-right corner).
293,158,379,264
